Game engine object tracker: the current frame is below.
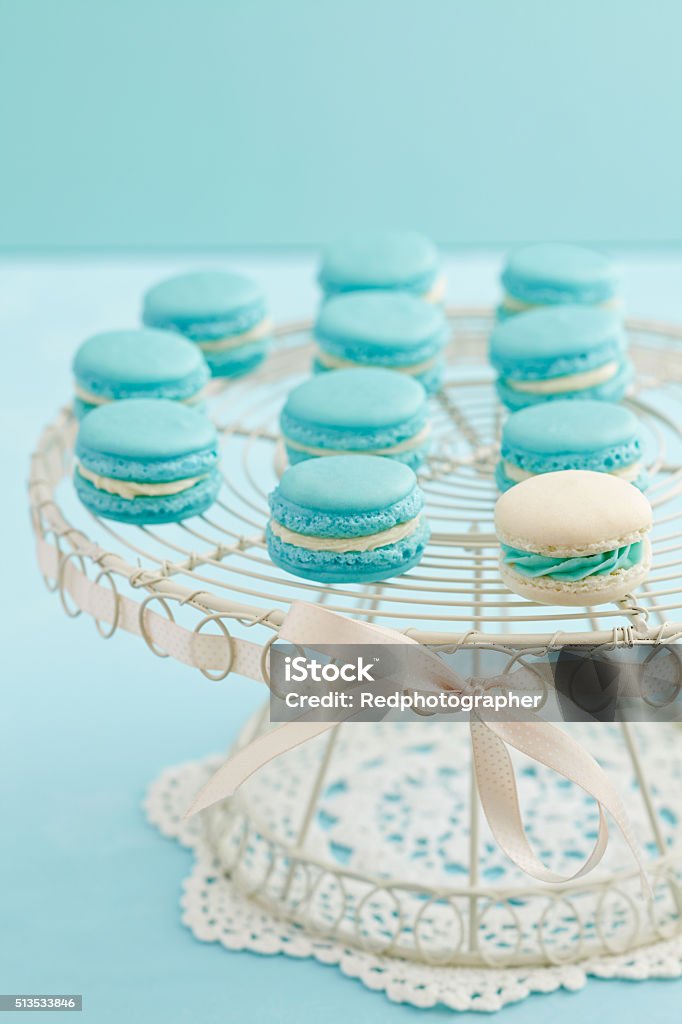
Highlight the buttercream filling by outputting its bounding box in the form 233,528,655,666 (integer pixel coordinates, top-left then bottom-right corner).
197,318,272,352
269,515,423,553
317,349,438,376
502,292,620,312
75,384,206,407
502,459,642,484
422,274,446,303
284,423,431,458
506,361,618,395
76,463,207,500
502,541,644,581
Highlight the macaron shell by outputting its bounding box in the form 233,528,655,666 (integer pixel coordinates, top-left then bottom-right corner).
76,399,218,482
73,328,209,399
501,244,619,306
275,454,417,515
319,231,438,294
316,291,448,362
283,367,426,431
503,400,640,456
489,306,625,377
77,398,216,460
281,368,428,464
499,537,651,606
494,470,652,556
501,399,642,475
142,270,266,337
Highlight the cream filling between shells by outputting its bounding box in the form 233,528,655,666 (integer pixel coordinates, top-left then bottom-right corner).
284,423,431,458
507,361,618,395
422,274,446,303
317,350,438,376
198,317,272,352
269,515,423,553
502,459,642,484
75,384,206,407
502,293,620,312
77,463,208,500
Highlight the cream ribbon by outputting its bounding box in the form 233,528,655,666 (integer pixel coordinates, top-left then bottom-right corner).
185,601,650,892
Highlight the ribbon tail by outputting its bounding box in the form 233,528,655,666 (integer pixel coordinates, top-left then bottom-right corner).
471,713,651,896
184,720,334,818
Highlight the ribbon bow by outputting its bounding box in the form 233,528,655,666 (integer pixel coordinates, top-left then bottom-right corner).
186,601,649,890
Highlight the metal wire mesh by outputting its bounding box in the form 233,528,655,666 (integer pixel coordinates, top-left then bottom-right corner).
29,310,682,657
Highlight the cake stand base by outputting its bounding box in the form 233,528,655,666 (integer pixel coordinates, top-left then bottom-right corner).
146,749,682,1013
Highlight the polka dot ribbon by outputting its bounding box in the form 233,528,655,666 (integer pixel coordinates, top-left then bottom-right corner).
186,601,650,892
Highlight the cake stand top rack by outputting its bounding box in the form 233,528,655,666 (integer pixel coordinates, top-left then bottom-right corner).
29,309,682,680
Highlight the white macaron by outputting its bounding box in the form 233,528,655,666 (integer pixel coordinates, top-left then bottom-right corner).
495,470,652,606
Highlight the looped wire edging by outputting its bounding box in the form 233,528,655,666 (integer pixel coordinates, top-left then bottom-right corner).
93,568,121,638
57,550,87,618
192,613,235,682
39,529,62,592
139,593,176,658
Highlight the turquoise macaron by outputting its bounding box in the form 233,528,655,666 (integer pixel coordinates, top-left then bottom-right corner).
496,400,647,492
498,243,620,319
489,305,632,410
74,399,220,524
142,270,271,378
267,455,430,583
72,328,210,418
280,368,429,469
314,291,449,393
318,231,444,302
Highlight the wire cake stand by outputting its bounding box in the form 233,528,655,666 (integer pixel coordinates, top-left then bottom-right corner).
29,309,682,971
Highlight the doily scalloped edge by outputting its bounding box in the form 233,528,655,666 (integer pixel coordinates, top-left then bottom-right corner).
144,755,682,1013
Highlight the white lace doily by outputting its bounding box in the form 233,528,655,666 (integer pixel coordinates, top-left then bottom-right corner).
145,730,682,1013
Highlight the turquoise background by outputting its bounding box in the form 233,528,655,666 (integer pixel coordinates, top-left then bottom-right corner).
1,0,682,249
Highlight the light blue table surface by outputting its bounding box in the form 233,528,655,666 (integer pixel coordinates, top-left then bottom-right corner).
2,252,682,1023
